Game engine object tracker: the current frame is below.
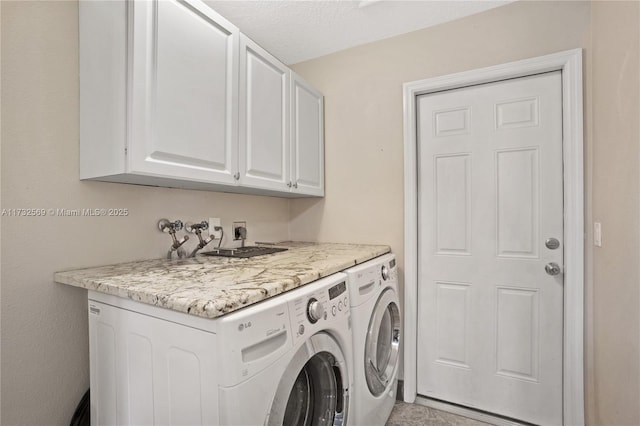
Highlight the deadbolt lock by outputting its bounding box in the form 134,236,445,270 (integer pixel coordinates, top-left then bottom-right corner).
545,237,560,250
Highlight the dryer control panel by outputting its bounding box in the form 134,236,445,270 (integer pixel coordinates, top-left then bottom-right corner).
345,253,397,307
287,273,350,344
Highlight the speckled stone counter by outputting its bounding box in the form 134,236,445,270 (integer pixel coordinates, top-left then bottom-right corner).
54,242,390,319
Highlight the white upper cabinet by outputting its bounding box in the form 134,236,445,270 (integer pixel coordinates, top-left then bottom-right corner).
291,73,325,197
129,0,239,184
238,37,325,197
80,0,323,197
80,0,239,188
238,35,290,192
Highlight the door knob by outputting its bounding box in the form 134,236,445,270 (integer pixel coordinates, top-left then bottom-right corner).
545,262,562,276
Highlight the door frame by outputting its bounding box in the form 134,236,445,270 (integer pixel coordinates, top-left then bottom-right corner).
402,49,584,425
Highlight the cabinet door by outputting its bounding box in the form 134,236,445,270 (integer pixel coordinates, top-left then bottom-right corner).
128,0,239,184
291,73,325,196
238,35,290,191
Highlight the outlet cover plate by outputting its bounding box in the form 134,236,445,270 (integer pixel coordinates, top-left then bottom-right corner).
233,221,247,240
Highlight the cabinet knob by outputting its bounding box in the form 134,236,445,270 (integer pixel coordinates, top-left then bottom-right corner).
287,181,292,188
293,182,298,189
234,173,240,180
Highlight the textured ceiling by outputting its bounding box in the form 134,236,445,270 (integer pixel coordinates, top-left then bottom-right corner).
206,1,514,65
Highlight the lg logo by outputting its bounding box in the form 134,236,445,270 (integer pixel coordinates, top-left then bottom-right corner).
238,321,252,331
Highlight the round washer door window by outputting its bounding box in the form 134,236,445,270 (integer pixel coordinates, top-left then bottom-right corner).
282,352,341,426
365,288,401,396
268,333,349,426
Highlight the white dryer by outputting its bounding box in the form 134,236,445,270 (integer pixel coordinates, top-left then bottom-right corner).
345,253,401,426
218,272,353,426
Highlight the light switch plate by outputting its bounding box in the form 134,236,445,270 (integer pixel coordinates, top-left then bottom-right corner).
594,222,602,247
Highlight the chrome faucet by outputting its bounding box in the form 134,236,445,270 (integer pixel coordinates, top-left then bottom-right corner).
186,220,214,257
158,219,189,259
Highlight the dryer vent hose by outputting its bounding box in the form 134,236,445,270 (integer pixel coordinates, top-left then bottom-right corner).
69,389,90,426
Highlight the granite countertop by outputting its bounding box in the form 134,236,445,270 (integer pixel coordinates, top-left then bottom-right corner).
54,242,390,319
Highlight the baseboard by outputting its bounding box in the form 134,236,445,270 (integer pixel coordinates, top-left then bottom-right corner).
414,395,533,426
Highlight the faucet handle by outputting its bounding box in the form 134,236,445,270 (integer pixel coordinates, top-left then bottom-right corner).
158,219,184,233
158,218,172,232
185,220,209,233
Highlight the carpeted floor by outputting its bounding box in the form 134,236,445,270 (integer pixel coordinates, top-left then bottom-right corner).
386,402,491,426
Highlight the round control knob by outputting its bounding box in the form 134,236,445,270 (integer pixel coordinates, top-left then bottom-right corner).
381,265,390,281
307,298,324,324
332,306,337,316
338,301,343,311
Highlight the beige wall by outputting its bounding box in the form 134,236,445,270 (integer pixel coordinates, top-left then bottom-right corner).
590,1,640,424
0,2,290,424
2,0,639,425
291,1,639,424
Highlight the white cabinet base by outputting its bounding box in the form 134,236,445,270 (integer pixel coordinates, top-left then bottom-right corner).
88,297,219,425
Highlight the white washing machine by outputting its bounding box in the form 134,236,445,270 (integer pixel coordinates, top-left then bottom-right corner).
218,272,353,425
88,272,352,425
344,253,401,426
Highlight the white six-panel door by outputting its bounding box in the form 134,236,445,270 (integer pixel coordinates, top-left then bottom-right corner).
417,72,564,425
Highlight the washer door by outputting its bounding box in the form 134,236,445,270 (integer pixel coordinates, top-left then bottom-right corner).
268,333,349,426
365,288,401,396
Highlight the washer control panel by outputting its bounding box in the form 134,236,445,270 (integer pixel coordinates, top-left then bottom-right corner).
382,257,398,282
287,273,350,343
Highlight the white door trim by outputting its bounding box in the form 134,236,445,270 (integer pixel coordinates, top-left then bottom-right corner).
402,49,584,426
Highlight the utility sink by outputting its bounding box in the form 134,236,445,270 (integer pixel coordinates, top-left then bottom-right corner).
201,246,288,259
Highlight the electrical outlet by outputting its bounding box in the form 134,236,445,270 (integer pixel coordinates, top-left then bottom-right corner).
209,217,223,240
233,221,247,241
